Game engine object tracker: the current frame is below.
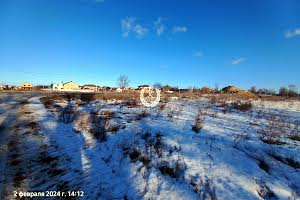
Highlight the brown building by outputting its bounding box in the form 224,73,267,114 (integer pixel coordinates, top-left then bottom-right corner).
19,82,33,90
82,84,97,91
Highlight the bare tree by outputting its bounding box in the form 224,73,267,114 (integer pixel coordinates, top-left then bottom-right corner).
214,83,219,92
117,75,130,89
249,86,256,93
279,87,289,97
153,82,162,89
288,84,297,97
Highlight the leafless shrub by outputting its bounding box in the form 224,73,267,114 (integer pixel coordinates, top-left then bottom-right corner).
90,112,109,141
167,104,184,119
129,148,141,162
73,112,91,132
79,93,96,102
73,110,110,141
159,102,167,111
123,99,138,108
231,101,253,112
19,99,29,105
40,95,64,109
209,96,218,104
289,120,300,141
158,159,186,178
218,100,253,113
192,108,207,133
232,133,249,148
106,124,120,133
136,109,149,120
189,175,217,200
259,114,288,144
140,154,151,167
99,110,115,119
207,110,218,118
59,104,77,123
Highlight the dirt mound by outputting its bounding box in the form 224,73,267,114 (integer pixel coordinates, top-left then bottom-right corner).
222,86,257,98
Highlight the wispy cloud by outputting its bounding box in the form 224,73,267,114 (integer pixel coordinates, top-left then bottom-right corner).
134,24,148,37
121,17,148,38
121,17,187,38
121,17,135,37
194,51,203,57
172,26,187,34
285,28,300,38
154,17,165,36
231,57,246,65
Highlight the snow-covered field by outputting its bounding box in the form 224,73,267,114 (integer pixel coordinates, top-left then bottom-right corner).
0,93,299,200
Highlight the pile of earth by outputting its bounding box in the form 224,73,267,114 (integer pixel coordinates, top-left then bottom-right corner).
221,86,257,97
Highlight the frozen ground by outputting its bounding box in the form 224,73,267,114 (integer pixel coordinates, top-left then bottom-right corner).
0,93,299,200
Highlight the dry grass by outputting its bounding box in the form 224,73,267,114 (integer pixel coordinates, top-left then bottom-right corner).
73,110,113,141
289,120,300,141
259,114,288,144
167,104,184,119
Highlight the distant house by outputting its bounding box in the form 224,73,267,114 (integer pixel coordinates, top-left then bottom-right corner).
82,84,97,91
52,83,64,91
99,86,111,91
137,85,150,90
35,85,50,90
165,90,174,94
116,88,123,93
3,85,16,90
0,85,3,91
63,81,79,90
19,82,33,90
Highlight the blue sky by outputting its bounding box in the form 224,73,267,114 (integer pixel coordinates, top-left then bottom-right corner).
0,0,300,90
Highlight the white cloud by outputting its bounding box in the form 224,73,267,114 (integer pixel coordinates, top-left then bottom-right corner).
285,28,300,38
121,17,135,37
134,24,148,37
121,17,148,38
172,26,187,33
194,51,203,57
231,57,246,65
154,17,165,36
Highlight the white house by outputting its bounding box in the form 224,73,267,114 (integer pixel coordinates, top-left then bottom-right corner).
116,88,123,93
165,90,174,94
52,83,64,91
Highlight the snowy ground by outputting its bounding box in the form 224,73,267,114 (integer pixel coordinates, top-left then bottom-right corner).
0,93,299,200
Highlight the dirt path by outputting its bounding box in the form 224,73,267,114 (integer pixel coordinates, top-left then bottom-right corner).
0,94,80,200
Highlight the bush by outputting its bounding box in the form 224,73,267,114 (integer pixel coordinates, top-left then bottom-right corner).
231,101,252,112
124,99,138,108
158,159,186,178
59,104,77,123
136,109,149,120
167,105,183,119
73,110,109,141
129,149,141,162
192,108,207,133
106,124,120,133
80,93,96,102
289,120,300,141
